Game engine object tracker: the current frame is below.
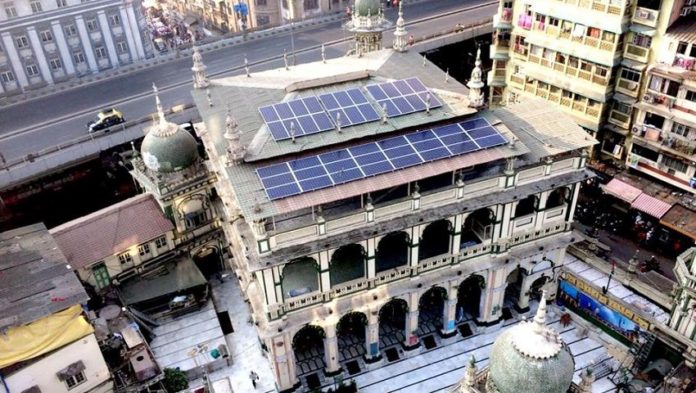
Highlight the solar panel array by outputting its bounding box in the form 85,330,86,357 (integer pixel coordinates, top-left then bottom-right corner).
257,117,508,200
365,77,443,118
258,78,441,141
258,96,334,140
318,88,381,128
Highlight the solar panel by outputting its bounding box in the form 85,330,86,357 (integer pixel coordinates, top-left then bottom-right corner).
319,88,381,128
257,117,508,200
366,77,443,118
259,96,334,141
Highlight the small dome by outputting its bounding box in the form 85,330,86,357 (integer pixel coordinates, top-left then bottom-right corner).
141,124,199,172
355,0,380,16
487,292,575,393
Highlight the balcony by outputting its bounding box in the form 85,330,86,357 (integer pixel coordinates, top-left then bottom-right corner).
624,43,650,63
522,28,620,67
616,77,641,97
608,109,631,128
631,7,659,28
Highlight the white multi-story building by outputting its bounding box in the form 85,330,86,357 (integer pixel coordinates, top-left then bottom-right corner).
0,0,152,97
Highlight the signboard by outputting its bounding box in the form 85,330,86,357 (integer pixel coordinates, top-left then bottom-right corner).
558,274,650,342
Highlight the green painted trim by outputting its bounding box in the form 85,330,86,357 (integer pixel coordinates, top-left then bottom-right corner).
367,255,375,260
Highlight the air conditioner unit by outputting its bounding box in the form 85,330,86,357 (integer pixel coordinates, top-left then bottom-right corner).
628,82,638,91
643,94,655,103
632,126,640,134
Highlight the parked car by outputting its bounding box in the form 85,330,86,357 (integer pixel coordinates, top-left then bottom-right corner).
87,108,125,132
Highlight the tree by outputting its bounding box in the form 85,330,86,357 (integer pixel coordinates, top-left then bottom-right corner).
163,368,188,392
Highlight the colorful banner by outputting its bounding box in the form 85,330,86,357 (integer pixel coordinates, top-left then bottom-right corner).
558,276,648,341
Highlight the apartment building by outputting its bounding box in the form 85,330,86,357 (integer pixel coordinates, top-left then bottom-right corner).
488,0,691,159
627,18,696,193
0,0,152,97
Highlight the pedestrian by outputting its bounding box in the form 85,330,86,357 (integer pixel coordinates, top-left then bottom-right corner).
407,34,414,46
249,370,259,388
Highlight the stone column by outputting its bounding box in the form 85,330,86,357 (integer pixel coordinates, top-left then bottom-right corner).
364,309,381,363
409,225,420,271
366,237,376,279
535,190,549,229
1,32,28,88
125,2,145,59
51,21,75,75
477,269,504,326
498,201,516,245
118,5,139,61
567,183,581,226
451,213,464,254
26,27,53,85
440,290,458,338
323,323,341,375
269,333,299,392
97,11,119,67
319,251,331,293
74,15,99,72
516,272,533,313
404,292,420,350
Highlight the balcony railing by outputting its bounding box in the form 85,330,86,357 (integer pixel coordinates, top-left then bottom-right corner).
632,7,659,28
616,77,640,97
624,43,650,63
608,109,631,128
555,0,626,14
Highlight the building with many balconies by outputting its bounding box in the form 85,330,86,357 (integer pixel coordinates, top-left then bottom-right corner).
627,18,696,193
180,3,596,390
488,0,693,162
0,0,152,97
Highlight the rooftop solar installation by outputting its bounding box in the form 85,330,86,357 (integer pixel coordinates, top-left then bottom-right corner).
318,88,381,128
257,117,508,201
259,96,334,141
365,77,443,118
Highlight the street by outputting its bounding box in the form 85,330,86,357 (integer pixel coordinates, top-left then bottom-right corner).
0,0,496,163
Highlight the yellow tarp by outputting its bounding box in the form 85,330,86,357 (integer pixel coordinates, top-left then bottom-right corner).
0,305,94,368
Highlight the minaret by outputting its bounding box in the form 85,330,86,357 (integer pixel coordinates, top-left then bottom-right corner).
467,45,485,108
533,289,549,332
578,367,594,393
458,355,477,392
224,108,245,164
393,1,408,52
345,0,393,55
191,33,209,89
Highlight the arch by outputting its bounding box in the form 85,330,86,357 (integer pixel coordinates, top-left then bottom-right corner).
419,219,453,260
378,298,408,350
292,324,326,378
417,286,447,337
546,187,569,209
529,275,550,301
281,257,319,298
329,244,366,286
514,195,537,217
375,231,410,273
461,207,496,246
336,312,368,364
503,267,528,310
457,275,485,320
192,244,223,279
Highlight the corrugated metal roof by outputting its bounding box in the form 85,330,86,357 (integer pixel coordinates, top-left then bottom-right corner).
666,17,696,44
661,204,696,240
602,178,642,203
631,193,673,219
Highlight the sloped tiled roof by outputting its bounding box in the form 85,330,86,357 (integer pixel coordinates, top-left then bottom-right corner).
50,193,174,269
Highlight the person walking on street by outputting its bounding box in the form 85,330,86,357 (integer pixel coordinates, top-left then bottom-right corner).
249,370,259,388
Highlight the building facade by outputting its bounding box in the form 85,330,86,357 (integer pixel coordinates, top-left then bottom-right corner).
183,5,596,389
0,0,152,97
488,0,692,164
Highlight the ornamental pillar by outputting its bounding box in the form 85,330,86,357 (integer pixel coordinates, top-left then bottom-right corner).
441,291,458,338
404,292,420,350
364,308,381,362
323,323,341,375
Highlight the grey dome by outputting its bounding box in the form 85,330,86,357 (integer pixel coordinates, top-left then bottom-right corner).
355,0,380,16
487,293,574,393
141,124,199,172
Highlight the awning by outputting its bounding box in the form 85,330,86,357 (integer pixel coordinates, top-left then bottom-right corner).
621,59,647,71
660,204,696,240
613,93,637,104
56,361,86,381
630,193,672,219
602,178,642,203
629,24,656,37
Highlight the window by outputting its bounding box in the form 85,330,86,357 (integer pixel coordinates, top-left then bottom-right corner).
92,263,110,289
632,33,651,48
620,68,641,82
691,45,696,59
118,252,132,265
548,17,559,27
155,236,167,249
662,156,688,173
613,101,632,115
25,64,39,76
4,2,16,18
57,0,67,6
65,371,86,389
109,14,120,26
138,244,150,256
256,0,267,5
185,211,207,229
49,58,62,70
303,0,318,9
631,144,659,162
672,122,693,138
30,0,42,13
65,24,77,37
73,51,85,63
1,71,14,83
116,41,127,53
257,14,270,25
595,65,609,77
677,41,688,55
40,30,53,42
686,90,696,103
86,19,98,32
95,46,107,59
644,112,665,129
15,35,28,48
281,0,287,8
